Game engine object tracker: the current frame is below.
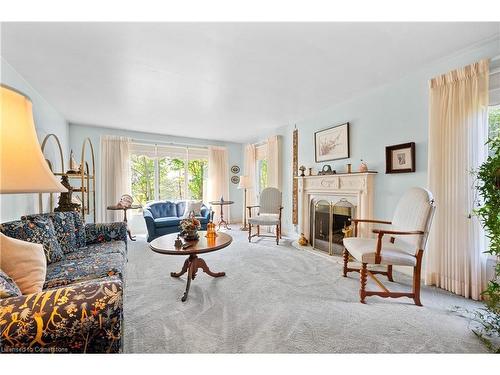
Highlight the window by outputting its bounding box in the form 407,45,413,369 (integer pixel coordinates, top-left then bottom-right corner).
255,143,268,196
257,159,268,194
488,104,500,151
130,143,208,206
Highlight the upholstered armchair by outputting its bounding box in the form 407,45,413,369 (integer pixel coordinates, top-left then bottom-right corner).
342,187,435,306
247,187,283,245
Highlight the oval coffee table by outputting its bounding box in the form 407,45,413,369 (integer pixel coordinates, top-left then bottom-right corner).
149,231,232,302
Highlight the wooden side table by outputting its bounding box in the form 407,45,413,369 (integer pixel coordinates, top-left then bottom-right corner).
209,200,234,230
106,204,142,241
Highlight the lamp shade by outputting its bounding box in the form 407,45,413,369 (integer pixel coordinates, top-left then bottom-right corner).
238,175,253,189
0,85,67,193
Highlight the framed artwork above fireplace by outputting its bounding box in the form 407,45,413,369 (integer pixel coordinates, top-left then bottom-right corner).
314,122,350,162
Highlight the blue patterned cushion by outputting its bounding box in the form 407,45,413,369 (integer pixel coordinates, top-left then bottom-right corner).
44,253,125,289
47,212,77,254
20,216,65,264
65,241,126,261
0,269,22,299
68,211,87,248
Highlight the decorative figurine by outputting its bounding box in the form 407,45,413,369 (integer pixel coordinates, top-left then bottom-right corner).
342,223,353,238
54,175,81,212
308,167,313,176
298,233,308,246
68,150,82,174
299,165,306,177
174,235,183,249
346,163,352,173
359,159,368,173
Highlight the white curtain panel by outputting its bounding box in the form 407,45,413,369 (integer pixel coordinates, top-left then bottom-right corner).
99,135,131,223
207,146,230,222
267,135,282,191
425,59,489,300
243,143,257,216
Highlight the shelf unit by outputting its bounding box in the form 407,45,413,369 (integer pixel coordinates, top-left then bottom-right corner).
39,134,96,222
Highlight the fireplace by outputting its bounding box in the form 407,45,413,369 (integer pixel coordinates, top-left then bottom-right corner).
310,198,355,255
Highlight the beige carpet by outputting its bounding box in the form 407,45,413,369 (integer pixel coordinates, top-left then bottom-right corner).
123,230,486,353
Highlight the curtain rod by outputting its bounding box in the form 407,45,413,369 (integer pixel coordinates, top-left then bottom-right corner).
131,138,209,150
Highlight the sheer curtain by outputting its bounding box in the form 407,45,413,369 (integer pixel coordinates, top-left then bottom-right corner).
425,59,489,300
99,135,131,223
207,146,230,222
267,135,282,191
243,144,257,217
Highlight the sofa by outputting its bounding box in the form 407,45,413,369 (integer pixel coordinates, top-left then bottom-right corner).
143,200,210,242
0,211,127,353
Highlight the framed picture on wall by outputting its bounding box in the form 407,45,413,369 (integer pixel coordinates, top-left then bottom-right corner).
385,142,416,173
314,122,350,162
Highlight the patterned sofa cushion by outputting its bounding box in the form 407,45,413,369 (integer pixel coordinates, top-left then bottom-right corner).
67,211,87,248
1,216,65,264
0,269,21,299
65,241,127,261
44,252,125,289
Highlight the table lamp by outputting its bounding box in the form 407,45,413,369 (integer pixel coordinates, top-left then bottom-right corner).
1,84,67,194
237,176,252,231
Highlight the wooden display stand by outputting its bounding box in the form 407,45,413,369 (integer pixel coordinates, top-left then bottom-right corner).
39,134,96,222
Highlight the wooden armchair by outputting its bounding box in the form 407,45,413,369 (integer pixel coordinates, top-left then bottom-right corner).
343,187,435,306
247,187,283,245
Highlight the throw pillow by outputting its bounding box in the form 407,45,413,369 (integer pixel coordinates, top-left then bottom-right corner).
0,233,47,295
20,216,65,264
48,212,77,254
183,200,203,218
0,268,22,299
71,211,87,248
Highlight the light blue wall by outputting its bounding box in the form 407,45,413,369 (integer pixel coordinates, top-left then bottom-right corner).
261,37,500,237
1,57,69,222
68,124,244,224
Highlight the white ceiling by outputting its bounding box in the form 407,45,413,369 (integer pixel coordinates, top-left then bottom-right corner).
1,22,499,143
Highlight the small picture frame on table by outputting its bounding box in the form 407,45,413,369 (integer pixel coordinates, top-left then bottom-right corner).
385,142,415,174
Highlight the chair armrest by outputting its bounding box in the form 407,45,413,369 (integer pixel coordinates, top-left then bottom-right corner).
0,278,123,353
350,218,391,237
350,218,392,224
372,229,424,235
247,205,259,218
371,229,424,264
247,205,260,209
85,222,128,245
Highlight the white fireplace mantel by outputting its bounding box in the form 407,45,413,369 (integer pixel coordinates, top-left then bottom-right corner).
296,172,377,240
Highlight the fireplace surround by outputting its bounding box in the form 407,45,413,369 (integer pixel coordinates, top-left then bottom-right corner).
297,172,376,254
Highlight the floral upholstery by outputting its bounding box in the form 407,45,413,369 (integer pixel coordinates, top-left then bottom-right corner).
69,211,87,248
1,216,65,264
0,212,127,353
0,270,21,299
25,213,78,254
64,241,126,261
44,253,125,290
85,222,128,246
0,277,122,353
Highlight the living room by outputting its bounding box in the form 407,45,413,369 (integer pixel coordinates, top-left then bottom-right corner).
1,1,499,372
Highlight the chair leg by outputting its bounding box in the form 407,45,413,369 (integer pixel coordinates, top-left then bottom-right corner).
342,248,349,277
360,263,368,303
387,265,394,282
276,224,279,245
248,223,252,243
257,225,260,236
413,250,423,306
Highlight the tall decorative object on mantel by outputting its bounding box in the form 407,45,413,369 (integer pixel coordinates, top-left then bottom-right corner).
292,126,299,225
39,134,96,222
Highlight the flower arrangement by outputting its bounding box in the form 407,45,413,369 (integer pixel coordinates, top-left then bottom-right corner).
179,212,201,240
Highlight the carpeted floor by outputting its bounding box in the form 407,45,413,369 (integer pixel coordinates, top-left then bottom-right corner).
123,229,486,353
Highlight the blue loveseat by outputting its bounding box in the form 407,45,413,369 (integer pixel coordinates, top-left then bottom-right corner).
143,200,210,242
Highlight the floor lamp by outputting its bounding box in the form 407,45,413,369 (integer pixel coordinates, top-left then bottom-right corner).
238,176,252,231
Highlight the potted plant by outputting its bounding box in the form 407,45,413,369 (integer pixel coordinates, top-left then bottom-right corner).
472,134,500,352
